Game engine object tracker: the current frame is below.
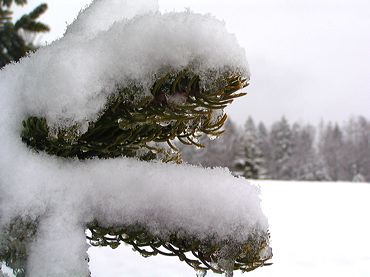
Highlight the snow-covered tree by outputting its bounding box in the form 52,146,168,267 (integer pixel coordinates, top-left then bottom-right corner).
0,1,271,276
318,123,345,181
268,117,293,179
318,118,370,182
256,122,271,178
289,123,328,181
342,117,370,182
232,117,266,179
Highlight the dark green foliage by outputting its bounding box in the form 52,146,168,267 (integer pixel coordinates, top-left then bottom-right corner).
1,1,27,7
0,0,49,68
21,70,247,162
14,4,49,32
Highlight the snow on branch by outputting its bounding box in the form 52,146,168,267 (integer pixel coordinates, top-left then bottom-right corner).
0,0,271,276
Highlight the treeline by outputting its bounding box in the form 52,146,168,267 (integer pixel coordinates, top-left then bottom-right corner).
179,116,370,182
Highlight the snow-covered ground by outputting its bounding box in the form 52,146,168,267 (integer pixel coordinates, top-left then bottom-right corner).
89,180,370,276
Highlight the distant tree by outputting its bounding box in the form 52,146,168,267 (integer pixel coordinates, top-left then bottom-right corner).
290,123,329,180
182,115,370,182
342,117,370,182
233,117,266,179
352,168,366,182
180,118,242,169
268,117,293,179
256,122,271,178
318,123,346,181
0,0,49,68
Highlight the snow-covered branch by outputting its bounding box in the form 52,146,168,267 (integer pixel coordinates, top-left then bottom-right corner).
0,1,271,276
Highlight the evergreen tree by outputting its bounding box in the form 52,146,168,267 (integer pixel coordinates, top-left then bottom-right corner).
290,123,328,181
256,122,271,178
183,116,370,182
319,123,345,181
268,117,293,179
0,0,49,68
233,117,265,179
342,117,370,182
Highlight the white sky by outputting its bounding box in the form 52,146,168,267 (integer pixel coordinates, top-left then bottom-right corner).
14,0,370,125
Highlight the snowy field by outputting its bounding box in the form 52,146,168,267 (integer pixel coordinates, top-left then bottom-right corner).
89,180,370,276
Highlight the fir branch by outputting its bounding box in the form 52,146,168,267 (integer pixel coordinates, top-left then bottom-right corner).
17,68,273,274
21,69,248,162
87,221,271,274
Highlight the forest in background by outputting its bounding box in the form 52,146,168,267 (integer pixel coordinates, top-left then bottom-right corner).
179,116,370,182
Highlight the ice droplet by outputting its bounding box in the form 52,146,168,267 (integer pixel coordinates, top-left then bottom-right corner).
210,261,220,271
195,269,207,277
259,246,273,260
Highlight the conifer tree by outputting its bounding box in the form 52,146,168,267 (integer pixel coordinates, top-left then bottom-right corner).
290,123,327,181
233,117,265,179
342,117,370,182
269,117,293,180
256,122,271,179
0,0,49,68
319,123,345,181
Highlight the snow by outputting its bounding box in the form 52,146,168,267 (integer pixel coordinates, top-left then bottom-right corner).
89,181,370,276
0,1,248,129
0,0,263,276
65,0,160,40
0,157,267,276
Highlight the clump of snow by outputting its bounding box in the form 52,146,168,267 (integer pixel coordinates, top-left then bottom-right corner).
65,0,159,40
0,0,266,276
0,2,248,130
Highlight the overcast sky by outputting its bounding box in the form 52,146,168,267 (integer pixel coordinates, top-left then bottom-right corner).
14,0,370,126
